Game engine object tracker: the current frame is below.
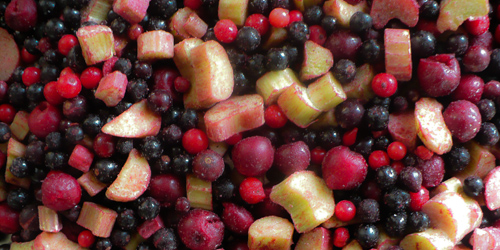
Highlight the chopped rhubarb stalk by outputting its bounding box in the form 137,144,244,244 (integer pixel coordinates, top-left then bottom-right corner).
81,0,113,24
113,0,150,24
76,25,115,65
323,0,369,28
76,202,118,238
34,231,87,250
183,13,208,39
68,145,94,173
38,206,63,233
415,98,453,155
248,216,294,250
306,72,347,112
95,71,128,107
436,0,489,33
187,174,213,210
218,0,249,26
300,41,334,81
277,83,322,128
455,141,496,181
9,111,29,141
370,0,419,29
137,215,164,239
137,30,174,61
169,8,196,41
384,28,412,81
256,68,300,106
77,172,108,197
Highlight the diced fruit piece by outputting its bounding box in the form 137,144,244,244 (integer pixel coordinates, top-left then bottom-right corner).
384,28,412,81
248,216,294,250
295,227,332,250
300,41,334,81
378,229,401,249
95,71,127,107
277,83,322,128
421,191,474,244
101,99,161,138
307,72,347,112
270,171,335,233
256,68,300,106
262,27,288,49
323,0,369,28
6,138,30,189
484,166,500,211
76,25,115,65
183,13,208,38
399,228,454,250
169,8,195,41
76,202,118,238
0,27,20,81
322,146,368,190
418,54,461,97
370,0,419,29
415,97,453,155
218,0,249,26
388,110,417,151
294,0,323,12
436,0,489,33
173,38,203,81
455,141,496,181
183,40,234,109
34,232,87,250
38,206,62,233
137,215,164,239
322,214,360,228
112,0,150,24
137,30,174,61
81,0,113,24
470,227,500,250
68,145,94,173
9,111,29,141
77,172,108,197
10,240,35,250
186,174,213,210
106,148,151,202
204,94,265,142
342,64,376,102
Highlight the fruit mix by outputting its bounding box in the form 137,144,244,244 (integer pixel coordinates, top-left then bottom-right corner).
0,0,500,249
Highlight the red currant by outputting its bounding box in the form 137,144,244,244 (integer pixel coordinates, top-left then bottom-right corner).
239,177,265,204
264,104,287,128
342,128,358,147
43,81,65,106
78,230,95,248
289,10,303,23
174,76,190,93
58,34,78,56
128,24,144,40
60,67,76,77
214,19,238,43
311,147,326,165
57,73,82,99
308,25,327,45
465,15,489,36
182,128,209,155
333,227,350,248
244,14,270,36
269,8,290,28
0,104,16,124
409,186,430,211
225,132,243,145
371,73,398,98
387,141,407,161
368,150,390,170
184,0,202,9
334,200,356,222
80,67,103,89
21,47,38,64
22,67,41,86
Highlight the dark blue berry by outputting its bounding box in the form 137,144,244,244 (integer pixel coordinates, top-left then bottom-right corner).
463,175,484,198
411,30,436,59
349,11,372,36
137,197,160,220
475,122,500,146
356,224,379,249
407,211,430,233
236,27,261,53
384,188,410,212
332,59,356,84
140,136,163,160
288,21,309,45
265,48,289,71
0,122,11,143
93,159,121,184
357,199,380,223
399,167,423,193
385,212,407,237
443,146,470,173
365,105,389,131
376,166,397,190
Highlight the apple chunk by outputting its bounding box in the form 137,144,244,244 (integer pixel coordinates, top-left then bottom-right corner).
248,216,294,250
101,99,161,138
0,27,20,81
270,171,335,233
415,97,453,155
106,148,151,202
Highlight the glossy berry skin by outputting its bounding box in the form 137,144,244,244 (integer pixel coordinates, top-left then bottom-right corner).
28,102,62,139
78,230,95,248
182,128,209,155
475,122,500,146
80,67,102,89
332,59,356,84
177,209,224,250
57,73,81,99
311,147,326,165
232,136,274,176
349,11,372,35
137,197,160,221
407,211,430,233
239,177,265,204
149,174,185,206
269,8,289,28
92,159,120,184
399,167,423,193
372,73,397,97
384,212,407,237
289,10,303,23
368,150,390,170
333,227,350,248
376,166,397,190
334,98,365,130
384,188,410,212
244,14,270,36
387,141,407,161
409,186,429,211
463,176,484,197
58,34,78,56
41,171,81,211
265,48,289,71
356,224,379,249
22,67,41,86
443,100,482,143
265,104,287,128
465,15,489,36
235,27,261,53
214,19,238,43
335,200,356,222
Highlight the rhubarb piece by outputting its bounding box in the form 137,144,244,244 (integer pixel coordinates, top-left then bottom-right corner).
10,240,35,250
183,12,208,38
295,227,332,250
137,215,164,239
270,171,335,233
323,0,369,28
9,111,29,141
81,0,113,24
137,30,174,61
6,138,30,189
95,71,127,107
370,0,419,29
384,28,412,81
106,148,151,202
262,27,288,49
388,110,418,151
76,202,118,238
322,214,360,228
204,94,265,142
418,54,461,97
0,177,6,202
294,0,323,12
0,28,20,81
186,174,213,210
399,228,454,250
248,216,294,250
34,232,87,250
343,240,363,249
173,38,203,81
218,0,249,26
277,83,322,128
183,40,234,109
68,145,94,172
123,233,145,250
101,99,161,138
38,206,62,233
256,68,300,105
378,229,401,249
484,166,500,211
415,97,453,155
300,41,334,81
77,171,108,197
421,191,474,244
306,72,347,112
112,0,150,24
76,25,115,65
470,227,500,250
436,0,489,33
169,8,195,41
455,141,496,181
342,64,376,102
322,145,368,190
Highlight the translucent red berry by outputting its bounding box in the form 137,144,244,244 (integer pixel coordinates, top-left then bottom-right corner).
269,8,290,28
182,128,209,155
371,73,398,98
264,104,287,128
214,19,238,43
239,177,265,204
335,200,356,222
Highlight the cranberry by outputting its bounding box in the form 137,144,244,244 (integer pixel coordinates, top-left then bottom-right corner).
57,73,82,99
28,102,62,139
342,128,358,147
149,174,185,207
41,171,81,211
239,177,265,204
309,25,327,45
289,10,303,23
173,76,190,93
232,136,274,176
4,0,37,32
221,202,254,234
177,209,224,250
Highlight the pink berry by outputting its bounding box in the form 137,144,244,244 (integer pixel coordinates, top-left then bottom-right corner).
269,8,290,28
417,54,461,97
415,155,445,188
264,104,288,128
409,186,429,211
41,171,82,211
232,136,274,176
4,0,37,32
192,149,225,182
149,174,185,207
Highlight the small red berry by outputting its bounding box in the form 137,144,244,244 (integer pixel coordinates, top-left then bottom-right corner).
387,141,407,161
37,37,52,53
342,128,358,146
0,104,16,124
465,15,489,36
43,81,65,105
183,0,202,9
78,230,95,248
21,47,38,64
333,227,350,248
58,34,78,56
264,104,287,128
269,8,290,28
308,25,327,45
244,14,270,36
57,73,82,99
334,200,356,222
391,161,405,174
225,133,243,145
371,73,398,98
289,10,303,23
22,67,41,86
414,145,433,160
409,186,430,211
239,177,265,204
311,147,326,165
368,150,390,170
214,19,238,43
80,67,103,89
182,128,209,155
60,67,76,77
128,24,144,40
174,76,190,93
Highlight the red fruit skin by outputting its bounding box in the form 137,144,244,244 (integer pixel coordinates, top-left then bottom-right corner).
232,136,274,177
324,30,362,62
0,203,20,234
274,141,310,176
409,186,429,211
149,174,185,207
28,102,62,139
41,171,82,211
451,74,484,103
443,100,482,143
4,0,37,32
322,146,368,190
415,155,445,188
153,67,182,104
417,54,461,97
221,202,254,235
177,209,224,250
